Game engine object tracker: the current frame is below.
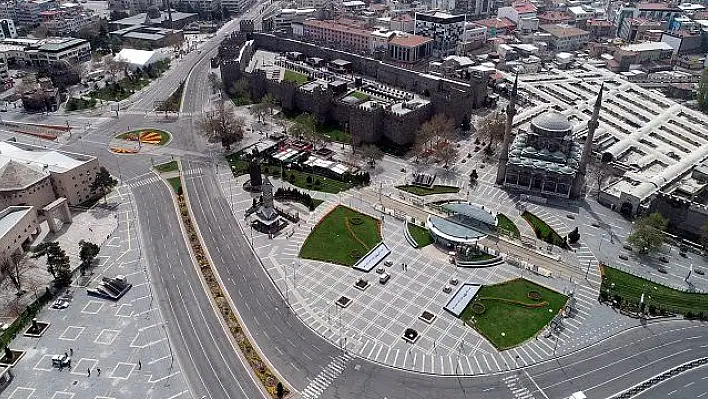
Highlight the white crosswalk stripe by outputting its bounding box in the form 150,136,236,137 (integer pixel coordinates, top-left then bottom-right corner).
504,374,536,399
300,353,353,399
127,176,161,188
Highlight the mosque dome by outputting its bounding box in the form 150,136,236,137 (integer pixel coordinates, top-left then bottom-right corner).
531,111,573,135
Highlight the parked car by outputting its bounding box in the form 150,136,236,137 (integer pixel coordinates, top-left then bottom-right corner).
52,299,69,309
659,256,669,263
622,244,633,251
695,268,705,276
658,267,668,274
379,273,390,284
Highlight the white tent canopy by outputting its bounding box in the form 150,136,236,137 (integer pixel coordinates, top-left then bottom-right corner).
114,49,169,69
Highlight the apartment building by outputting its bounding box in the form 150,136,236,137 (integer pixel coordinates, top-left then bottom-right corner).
302,19,372,54
414,11,465,57
16,0,57,26
40,4,99,36
388,32,432,62
540,24,589,51
618,18,665,42
0,19,16,39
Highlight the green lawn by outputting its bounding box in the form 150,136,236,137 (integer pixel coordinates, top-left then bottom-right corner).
265,166,352,194
458,252,495,262
522,211,569,248
600,264,708,316
407,223,433,248
300,206,382,266
283,70,309,85
461,278,568,349
396,185,460,196
154,160,179,173
351,91,369,101
496,213,520,238
279,110,351,143
226,154,250,176
167,177,182,194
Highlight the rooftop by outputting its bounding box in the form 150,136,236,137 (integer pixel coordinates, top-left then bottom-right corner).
0,206,34,240
112,10,197,26
621,41,674,52
37,37,87,52
540,24,589,38
302,19,372,37
389,33,432,47
475,17,516,29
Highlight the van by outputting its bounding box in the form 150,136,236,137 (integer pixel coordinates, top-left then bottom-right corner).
379,273,390,284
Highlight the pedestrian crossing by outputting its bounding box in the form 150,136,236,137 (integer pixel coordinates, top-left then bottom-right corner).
300,353,352,399
127,176,161,188
504,374,535,399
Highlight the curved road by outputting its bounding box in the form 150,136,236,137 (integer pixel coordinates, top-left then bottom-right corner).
181,158,708,399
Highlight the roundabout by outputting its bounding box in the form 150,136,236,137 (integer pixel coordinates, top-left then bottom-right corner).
109,128,172,154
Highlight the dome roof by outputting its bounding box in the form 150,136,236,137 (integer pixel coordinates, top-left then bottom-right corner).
531,111,572,134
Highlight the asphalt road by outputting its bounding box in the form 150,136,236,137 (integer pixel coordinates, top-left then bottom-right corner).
131,175,263,399
182,159,342,391
181,158,708,399
635,363,708,398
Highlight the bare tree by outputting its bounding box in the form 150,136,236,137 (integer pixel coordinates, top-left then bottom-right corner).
587,156,614,199
261,93,277,118
208,72,223,94
435,130,459,167
197,99,245,151
289,113,316,143
476,111,506,154
249,101,269,124
105,58,122,80
361,144,384,167
1,252,34,293
413,114,455,163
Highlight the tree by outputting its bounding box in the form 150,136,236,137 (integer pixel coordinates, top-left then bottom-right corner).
476,112,506,154
261,93,277,117
568,227,580,244
434,130,458,167
414,114,455,163
290,113,316,142
0,252,33,292
588,156,614,199
697,68,708,114
91,166,118,201
208,72,223,94
249,101,269,124
44,242,70,283
627,212,668,254
361,144,384,166
78,240,100,276
276,382,284,399
460,114,471,132
197,99,245,151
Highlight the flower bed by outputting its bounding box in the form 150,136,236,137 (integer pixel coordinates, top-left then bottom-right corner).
175,191,287,398
116,129,171,146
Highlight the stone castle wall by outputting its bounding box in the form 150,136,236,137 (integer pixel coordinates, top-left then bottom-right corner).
649,192,708,241
219,33,486,146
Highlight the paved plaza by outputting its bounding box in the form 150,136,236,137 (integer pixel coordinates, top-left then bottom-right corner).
0,186,189,399
214,167,640,376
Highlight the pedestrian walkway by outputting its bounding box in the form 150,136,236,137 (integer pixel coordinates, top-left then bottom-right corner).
300,353,352,399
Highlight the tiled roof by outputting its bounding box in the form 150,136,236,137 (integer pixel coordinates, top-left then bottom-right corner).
475,17,516,29
389,33,432,47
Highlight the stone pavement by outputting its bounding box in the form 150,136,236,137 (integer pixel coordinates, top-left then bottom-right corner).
209,166,638,376
0,186,189,399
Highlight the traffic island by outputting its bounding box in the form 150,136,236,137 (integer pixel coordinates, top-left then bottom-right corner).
110,129,172,154
171,174,289,398
23,318,50,338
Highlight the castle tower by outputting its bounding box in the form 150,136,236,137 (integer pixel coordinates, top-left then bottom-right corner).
495,73,519,185
570,84,604,199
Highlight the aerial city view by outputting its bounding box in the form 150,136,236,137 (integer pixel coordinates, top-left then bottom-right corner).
0,0,706,397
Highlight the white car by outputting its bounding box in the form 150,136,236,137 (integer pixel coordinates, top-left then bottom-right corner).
52,299,69,309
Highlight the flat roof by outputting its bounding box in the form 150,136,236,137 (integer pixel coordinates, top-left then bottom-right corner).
38,38,88,52
621,41,674,52
389,33,432,47
540,24,589,38
0,141,88,174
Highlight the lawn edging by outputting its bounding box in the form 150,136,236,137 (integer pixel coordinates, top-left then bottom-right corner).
521,210,570,249
403,222,419,248
168,167,291,398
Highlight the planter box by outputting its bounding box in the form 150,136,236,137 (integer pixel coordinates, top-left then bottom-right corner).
419,311,436,324
354,279,370,291
24,320,50,338
336,296,352,309
0,349,25,367
402,328,420,344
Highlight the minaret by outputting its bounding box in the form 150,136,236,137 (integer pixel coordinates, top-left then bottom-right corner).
495,72,519,185
570,83,604,199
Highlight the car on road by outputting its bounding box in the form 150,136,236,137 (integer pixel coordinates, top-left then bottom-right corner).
695,268,705,275
659,256,669,263
657,266,668,274
379,273,390,284
566,214,575,219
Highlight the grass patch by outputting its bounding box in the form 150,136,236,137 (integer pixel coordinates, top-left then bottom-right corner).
266,166,352,194
458,252,495,261
521,211,569,249
300,205,382,266
279,110,351,143
225,154,250,176
461,278,568,349
66,97,96,111
396,185,460,196
407,223,433,248
167,177,182,194
283,69,309,85
156,81,184,112
154,160,179,173
496,213,520,238
600,264,708,316
351,91,369,101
